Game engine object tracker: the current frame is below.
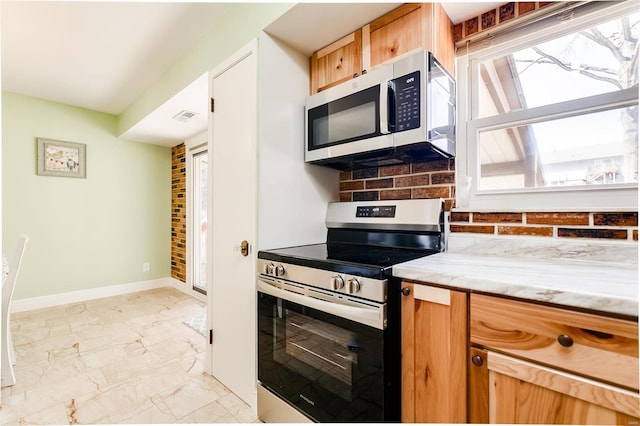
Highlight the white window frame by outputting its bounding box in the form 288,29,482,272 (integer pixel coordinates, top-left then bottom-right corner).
455,0,639,211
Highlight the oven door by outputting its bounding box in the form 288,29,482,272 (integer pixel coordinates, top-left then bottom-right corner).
305,64,394,165
257,277,397,422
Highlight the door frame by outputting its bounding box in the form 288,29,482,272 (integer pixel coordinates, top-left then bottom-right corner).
186,141,208,296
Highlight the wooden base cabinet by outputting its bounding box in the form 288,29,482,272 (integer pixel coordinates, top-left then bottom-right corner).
468,347,489,424
474,351,640,424
469,293,640,424
401,282,467,423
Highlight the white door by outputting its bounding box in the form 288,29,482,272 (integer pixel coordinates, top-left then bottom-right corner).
207,42,257,407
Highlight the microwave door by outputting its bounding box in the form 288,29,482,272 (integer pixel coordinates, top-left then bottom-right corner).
305,65,394,164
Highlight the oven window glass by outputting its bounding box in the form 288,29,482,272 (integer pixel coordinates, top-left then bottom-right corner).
257,291,387,422
282,310,356,396
308,85,381,150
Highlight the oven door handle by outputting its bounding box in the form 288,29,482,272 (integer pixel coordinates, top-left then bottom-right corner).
257,279,385,330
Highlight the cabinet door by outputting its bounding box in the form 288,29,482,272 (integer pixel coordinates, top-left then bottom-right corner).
401,282,467,423
309,29,362,93
488,351,640,424
468,347,489,424
363,3,455,76
364,4,423,70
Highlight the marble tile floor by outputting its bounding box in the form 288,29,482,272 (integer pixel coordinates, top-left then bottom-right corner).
0,287,258,425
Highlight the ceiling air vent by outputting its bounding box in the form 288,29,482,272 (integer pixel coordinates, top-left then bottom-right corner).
172,110,198,122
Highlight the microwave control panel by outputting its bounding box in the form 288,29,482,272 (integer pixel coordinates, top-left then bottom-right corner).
390,71,420,133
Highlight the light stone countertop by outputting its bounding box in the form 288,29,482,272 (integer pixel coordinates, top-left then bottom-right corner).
392,235,639,317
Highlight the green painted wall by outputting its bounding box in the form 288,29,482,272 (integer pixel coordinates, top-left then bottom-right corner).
1,3,293,300
2,91,171,300
118,2,293,135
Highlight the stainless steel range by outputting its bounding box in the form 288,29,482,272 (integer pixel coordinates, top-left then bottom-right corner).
256,199,444,423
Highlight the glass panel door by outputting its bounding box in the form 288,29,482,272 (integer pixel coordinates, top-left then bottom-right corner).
192,149,208,294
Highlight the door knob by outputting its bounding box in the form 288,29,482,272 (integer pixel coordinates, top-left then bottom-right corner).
240,240,249,257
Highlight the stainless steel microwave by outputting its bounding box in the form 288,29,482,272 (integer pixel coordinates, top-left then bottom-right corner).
305,50,455,170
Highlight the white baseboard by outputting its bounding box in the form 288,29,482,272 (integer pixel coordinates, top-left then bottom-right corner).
10,278,172,313
166,277,207,303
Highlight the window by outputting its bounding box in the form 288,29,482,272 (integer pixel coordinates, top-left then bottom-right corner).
456,1,638,210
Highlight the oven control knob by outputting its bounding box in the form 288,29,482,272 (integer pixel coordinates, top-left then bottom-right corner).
331,275,344,290
275,264,285,277
265,263,275,276
346,278,361,294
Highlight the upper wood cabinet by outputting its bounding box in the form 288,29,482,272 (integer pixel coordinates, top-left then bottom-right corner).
401,282,467,423
309,3,455,94
309,30,362,94
364,3,454,74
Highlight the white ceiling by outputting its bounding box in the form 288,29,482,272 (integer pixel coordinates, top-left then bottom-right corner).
2,2,501,147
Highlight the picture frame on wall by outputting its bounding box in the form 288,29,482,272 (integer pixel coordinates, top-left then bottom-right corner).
37,138,86,178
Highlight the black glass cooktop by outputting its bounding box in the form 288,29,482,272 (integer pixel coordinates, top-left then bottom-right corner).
258,243,438,279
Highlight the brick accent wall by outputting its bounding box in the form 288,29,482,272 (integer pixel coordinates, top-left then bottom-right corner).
453,1,554,42
450,211,639,242
171,143,187,282
339,158,456,210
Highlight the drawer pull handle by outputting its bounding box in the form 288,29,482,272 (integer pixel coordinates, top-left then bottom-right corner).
581,328,614,339
471,355,484,367
557,334,574,347
401,287,411,297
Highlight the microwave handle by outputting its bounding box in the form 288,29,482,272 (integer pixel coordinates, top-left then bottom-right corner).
379,79,390,134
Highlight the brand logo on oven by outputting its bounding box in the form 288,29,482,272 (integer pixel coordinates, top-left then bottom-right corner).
299,394,315,406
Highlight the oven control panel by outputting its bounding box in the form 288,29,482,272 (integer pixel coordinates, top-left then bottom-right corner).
356,205,396,218
257,259,387,303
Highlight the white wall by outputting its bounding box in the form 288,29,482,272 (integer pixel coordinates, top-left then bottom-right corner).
257,33,338,250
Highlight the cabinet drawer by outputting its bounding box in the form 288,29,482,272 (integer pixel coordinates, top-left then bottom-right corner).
470,294,639,390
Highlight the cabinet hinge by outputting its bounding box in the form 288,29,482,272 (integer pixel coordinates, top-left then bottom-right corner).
210,98,215,113
209,329,213,344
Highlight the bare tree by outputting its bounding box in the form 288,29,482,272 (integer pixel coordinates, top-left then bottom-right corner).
517,14,639,183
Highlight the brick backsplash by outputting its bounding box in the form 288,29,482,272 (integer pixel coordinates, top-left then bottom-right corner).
450,211,639,241
171,143,187,282
339,159,456,210
339,160,638,242
453,1,553,42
